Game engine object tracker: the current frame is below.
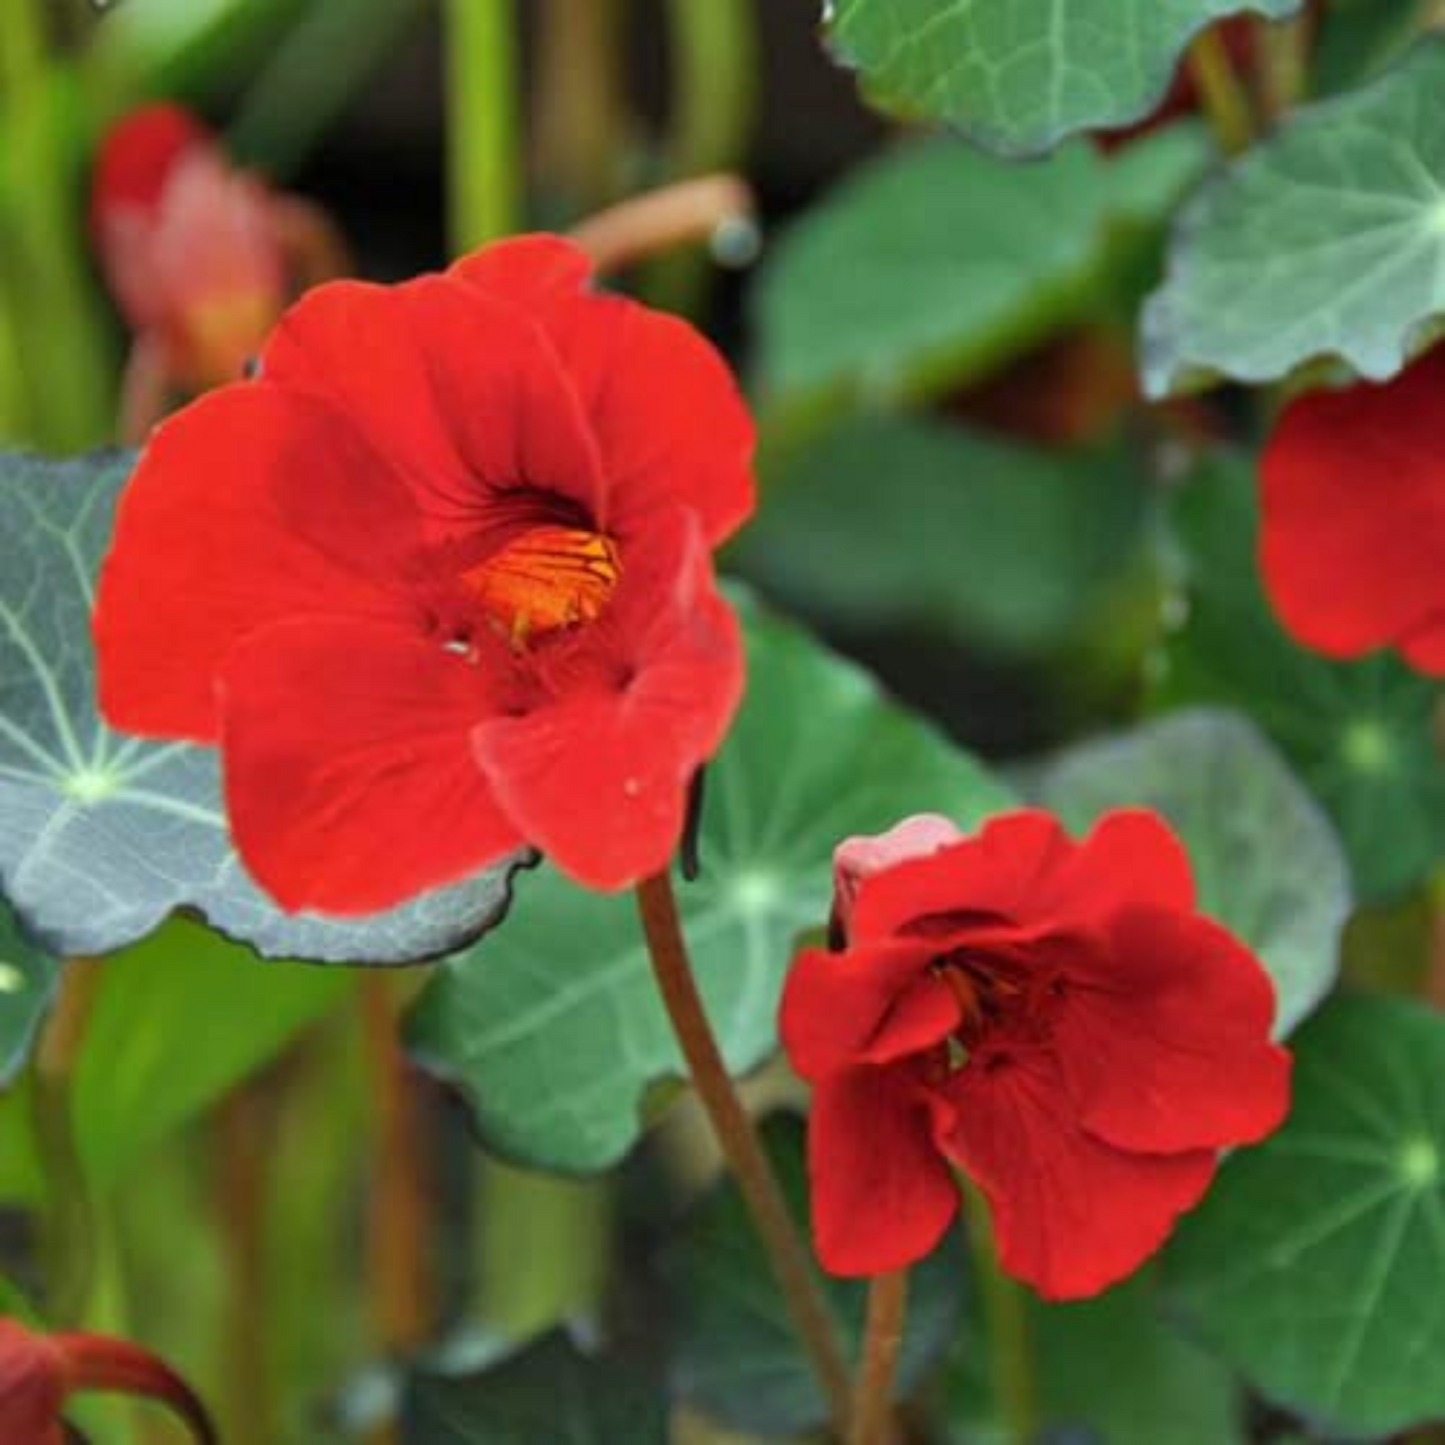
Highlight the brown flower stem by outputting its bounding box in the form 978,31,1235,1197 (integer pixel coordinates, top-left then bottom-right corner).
849,1270,909,1445
1187,25,1256,156
117,335,172,447
963,1181,1038,1445
568,175,755,279
635,871,852,1437
31,957,104,1325
360,973,436,1364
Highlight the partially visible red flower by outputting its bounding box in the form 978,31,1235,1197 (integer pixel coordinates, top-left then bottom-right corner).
94,234,754,910
91,103,330,395
0,1317,214,1443
1260,347,1445,676
780,809,1291,1299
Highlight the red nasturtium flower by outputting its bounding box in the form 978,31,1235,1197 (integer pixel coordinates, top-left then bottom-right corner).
94,235,754,911
1260,346,1445,676
0,1317,214,1443
781,808,1291,1299
91,103,294,393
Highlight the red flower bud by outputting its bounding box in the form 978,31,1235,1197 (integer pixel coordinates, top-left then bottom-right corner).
782,808,1292,1299
831,814,963,944
0,1317,215,1443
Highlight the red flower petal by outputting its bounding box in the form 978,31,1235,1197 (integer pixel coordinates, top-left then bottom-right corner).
96,384,418,741
945,1048,1217,1299
472,517,742,889
90,103,211,233
454,237,755,546
261,275,606,533
1260,346,1445,675
219,618,524,913
1055,905,1291,1153
808,1068,960,1277
780,940,956,1081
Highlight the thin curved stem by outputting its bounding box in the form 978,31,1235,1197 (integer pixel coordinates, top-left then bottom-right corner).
1188,25,1256,157
850,1270,909,1445
635,871,853,1437
569,174,754,277
31,957,104,1325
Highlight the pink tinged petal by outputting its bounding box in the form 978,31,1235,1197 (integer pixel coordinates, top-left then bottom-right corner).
95,383,418,742
780,939,957,1081
218,617,525,915
832,814,965,942
945,1048,1217,1300
1055,905,1292,1154
808,1068,960,1277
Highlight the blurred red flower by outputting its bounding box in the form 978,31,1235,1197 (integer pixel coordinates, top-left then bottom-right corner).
0,1318,213,1444
780,809,1291,1299
91,103,292,393
1260,348,1445,676
95,235,754,910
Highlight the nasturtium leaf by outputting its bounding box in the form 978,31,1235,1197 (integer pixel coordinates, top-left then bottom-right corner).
822,0,1300,156
400,1333,666,1445
0,900,57,1086
0,918,353,1201
406,602,1013,1174
1145,37,1445,394
1312,0,1423,96
1032,708,1348,1036
737,414,1149,654
1153,457,1444,903
754,127,1205,420
660,1114,964,1435
0,450,526,964
1164,993,1445,1437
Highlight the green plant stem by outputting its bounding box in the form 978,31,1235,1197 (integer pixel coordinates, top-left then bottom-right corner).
850,1270,908,1445
964,1182,1038,1445
360,974,436,1358
478,1158,611,1338
634,871,853,1438
1256,14,1310,124
31,957,103,1325
1187,25,1256,157
445,0,521,253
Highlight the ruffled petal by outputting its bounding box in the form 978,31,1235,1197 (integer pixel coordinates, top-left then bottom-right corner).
95,383,418,741
472,514,742,889
1260,348,1445,675
808,1067,960,1277
1054,905,1291,1153
453,236,755,545
261,273,605,534
781,940,956,1081
219,617,525,914
945,1048,1216,1300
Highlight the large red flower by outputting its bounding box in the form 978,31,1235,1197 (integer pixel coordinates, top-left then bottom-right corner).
0,1318,214,1444
94,235,754,910
1260,347,1445,676
780,809,1291,1299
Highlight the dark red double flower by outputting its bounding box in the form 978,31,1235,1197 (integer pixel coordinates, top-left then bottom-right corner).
95,235,754,911
1260,346,1445,676
781,809,1291,1299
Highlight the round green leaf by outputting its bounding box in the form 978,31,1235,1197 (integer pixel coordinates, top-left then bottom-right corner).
824,0,1301,156
401,1333,666,1445
406,602,1014,1174
1164,993,1445,1437
1152,455,1444,903
0,450,526,964
660,1114,964,1435
754,128,1206,419
1031,707,1348,1036
737,414,1149,654
1145,37,1445,394
0,900,57,1086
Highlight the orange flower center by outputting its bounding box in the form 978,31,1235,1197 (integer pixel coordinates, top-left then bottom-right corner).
460,524,622,647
